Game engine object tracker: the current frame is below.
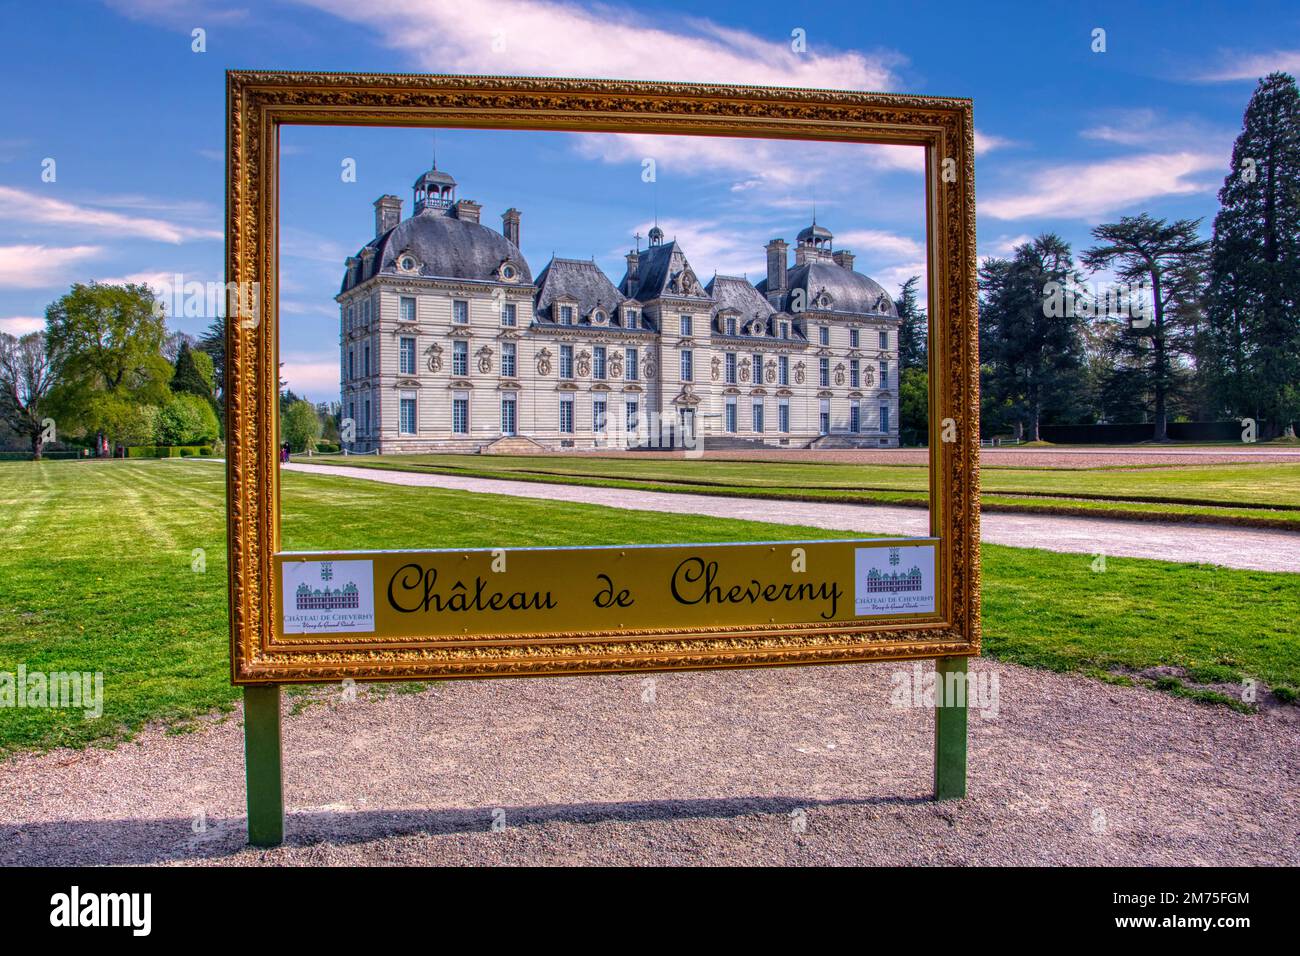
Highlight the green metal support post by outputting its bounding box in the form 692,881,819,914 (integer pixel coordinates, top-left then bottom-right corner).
933,656,968,800
243,684,284,846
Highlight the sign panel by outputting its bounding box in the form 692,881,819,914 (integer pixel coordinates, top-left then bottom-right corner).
274,539,939,643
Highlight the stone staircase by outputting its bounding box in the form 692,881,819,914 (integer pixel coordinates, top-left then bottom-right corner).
478,435,551,455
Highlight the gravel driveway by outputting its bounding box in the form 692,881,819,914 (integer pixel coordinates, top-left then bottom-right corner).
2,660,1295,866
283,462,1300,572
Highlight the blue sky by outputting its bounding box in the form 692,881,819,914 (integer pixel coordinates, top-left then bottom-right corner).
2,0,1297,402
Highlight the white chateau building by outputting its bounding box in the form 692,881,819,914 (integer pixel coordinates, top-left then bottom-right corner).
338,162,901,453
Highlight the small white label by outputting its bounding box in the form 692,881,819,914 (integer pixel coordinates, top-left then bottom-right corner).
854,544,936,616
282,560,375,634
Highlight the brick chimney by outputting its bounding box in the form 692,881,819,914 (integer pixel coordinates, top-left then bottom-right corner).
832,249,856,271
454,199,481,224
501,208,521,246
373,195,402,237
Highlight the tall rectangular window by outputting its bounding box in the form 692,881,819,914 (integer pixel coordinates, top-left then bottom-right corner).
680,349,693,382
778,355,788,386
879,330,889,349
452,340,468,376
399,337,416,375
850,400,861,433
880,405,890,432
726,316,737,336
819,326,830,347
819,398,830,435
624,308,638,329
626,347,638,381
753,353,764,384
452,391,469,434
850,359,860,388
501,302,516,327
725,353,736,384
849,328,859,348
560,344,574,379
559,305,574,325
501,341,516,377
725,397,737,433
879,360,889,389
453,300,469,324
751,398,764,433
500,394,516,435
559,396,574,433
348,350,354,380
399,296,416,322
680,315,693,337
399,391,417,434
780,321,789,339
364,398,371,435
363,298,372,324
778,399,790,433
363,344,371,378
593,398,607,434
593,346,606,380
625,400,639,435
819,357,829,388
347,305,355,331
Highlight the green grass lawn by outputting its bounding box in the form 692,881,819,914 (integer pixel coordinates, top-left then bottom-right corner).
304,452,1300,528
1,459,1296,755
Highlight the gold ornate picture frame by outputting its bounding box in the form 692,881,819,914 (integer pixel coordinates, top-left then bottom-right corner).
225,70,980,685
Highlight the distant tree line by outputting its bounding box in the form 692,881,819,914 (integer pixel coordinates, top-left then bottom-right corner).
978,72,1300,442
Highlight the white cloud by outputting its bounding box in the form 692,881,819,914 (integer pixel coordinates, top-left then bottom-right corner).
1194,49,1300,83
93,270,180,289
0,186,221,244
0,316,44,335
834,229,925,261
974,131,1014,155
0,244,103,289
981,151,1222,221
103,0,249,27
294,0,900,90
280,353,339,399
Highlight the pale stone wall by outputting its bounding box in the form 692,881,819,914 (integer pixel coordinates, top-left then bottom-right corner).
338,279,901,453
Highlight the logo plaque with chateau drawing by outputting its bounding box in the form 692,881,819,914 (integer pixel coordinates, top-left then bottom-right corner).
281,559,376,634
854,544,937,616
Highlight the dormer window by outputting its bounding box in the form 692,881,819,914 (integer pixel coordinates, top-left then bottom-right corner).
726,316,737,336
780,321,789,339
398,255,418,272
559,305,575,326
502,264,516,280
592,310,608,325
624,308,639,330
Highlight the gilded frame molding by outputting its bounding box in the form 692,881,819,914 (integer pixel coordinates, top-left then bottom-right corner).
225,70,980,684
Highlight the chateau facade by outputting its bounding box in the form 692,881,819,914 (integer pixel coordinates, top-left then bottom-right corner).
338,162,901,453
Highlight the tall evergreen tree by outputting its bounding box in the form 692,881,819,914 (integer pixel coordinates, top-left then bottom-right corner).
1204,72,1300,433
896,276,928,372
978,235,1088,441
170,341,214,401
1082,215,1208,441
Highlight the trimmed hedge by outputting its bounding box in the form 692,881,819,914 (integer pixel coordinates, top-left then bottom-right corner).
0,450,87,461
313,442,340,454
126,445,215,458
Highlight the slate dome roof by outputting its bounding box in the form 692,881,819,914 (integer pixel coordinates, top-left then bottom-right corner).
342,213,531,292
796,221,833,243
757,261,896,317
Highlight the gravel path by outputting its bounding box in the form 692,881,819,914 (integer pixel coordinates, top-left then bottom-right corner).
3,660,1295,865
284,462,1300,572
